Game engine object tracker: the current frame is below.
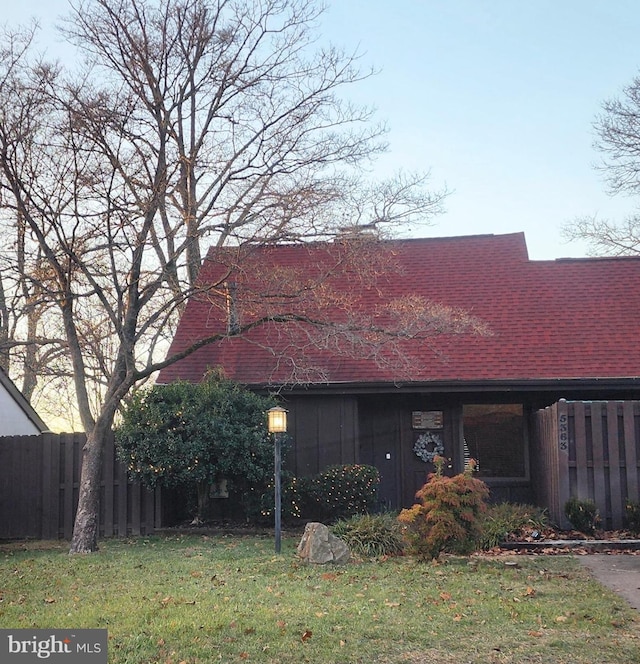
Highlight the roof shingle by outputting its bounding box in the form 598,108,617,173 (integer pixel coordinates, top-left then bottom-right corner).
158,233,640,386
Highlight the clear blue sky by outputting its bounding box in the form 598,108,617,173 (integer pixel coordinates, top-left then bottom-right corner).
5,0,640,259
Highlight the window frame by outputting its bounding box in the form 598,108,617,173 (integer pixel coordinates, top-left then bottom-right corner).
461,403,530,483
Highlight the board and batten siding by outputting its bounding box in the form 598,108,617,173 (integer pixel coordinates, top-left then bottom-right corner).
285,396,359,477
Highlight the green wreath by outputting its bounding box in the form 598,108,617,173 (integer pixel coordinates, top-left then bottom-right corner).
413,432,445,463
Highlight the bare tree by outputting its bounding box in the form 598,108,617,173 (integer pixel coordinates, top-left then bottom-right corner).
0,26,71,413
0,0,462,554
564,71,640,255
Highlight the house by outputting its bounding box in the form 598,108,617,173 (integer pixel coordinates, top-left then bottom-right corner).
0,366,49,436
158,232,640,525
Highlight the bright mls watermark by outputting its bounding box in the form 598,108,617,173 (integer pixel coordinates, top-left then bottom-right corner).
0,630,107,663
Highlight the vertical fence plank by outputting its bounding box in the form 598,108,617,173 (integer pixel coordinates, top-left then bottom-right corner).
557,400,571,528
40,433,59,539
116,454,129,536
154,487,163,529
102,433,115,537
607,403,623,529
590,403,607,525
62,433,76,539
573,402,589,499
545,403,560,523
623,402,639,503
130,482,142,536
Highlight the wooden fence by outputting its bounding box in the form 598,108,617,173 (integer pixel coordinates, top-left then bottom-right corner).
0,432,160,540
534,400,640,529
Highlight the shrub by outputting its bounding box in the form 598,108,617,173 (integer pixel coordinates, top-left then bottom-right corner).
115,371,276,522
332,513,404,558
564,496,600,534
256,473,305,524
624,500,640,535
477,503,549,550
304,464,380,521
398,458,489,560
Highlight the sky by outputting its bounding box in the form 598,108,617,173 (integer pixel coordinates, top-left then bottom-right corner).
4,0,640,260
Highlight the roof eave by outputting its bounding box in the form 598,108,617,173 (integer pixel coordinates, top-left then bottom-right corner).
251,377,640,396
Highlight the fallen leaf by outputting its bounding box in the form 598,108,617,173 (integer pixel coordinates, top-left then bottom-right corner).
524,586,536,597
276,621,286,630
321,573,337,581
301,630,312,643
244,628,255,635
439,592,452,601
453,614,462,621
528,630,544,637
555,615,567,623
239,652,249,659
384,601,400,607
44,597,56,604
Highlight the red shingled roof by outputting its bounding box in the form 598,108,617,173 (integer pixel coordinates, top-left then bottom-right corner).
158,232,640,387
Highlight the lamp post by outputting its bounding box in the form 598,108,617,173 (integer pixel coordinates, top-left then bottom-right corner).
267,406,288,554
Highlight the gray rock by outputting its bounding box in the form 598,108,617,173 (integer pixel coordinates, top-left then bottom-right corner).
296,522,350,565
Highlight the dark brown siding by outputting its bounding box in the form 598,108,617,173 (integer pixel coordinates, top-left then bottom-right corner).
286,396,359,476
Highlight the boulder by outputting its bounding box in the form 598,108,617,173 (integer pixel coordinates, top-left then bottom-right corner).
296,522,350,565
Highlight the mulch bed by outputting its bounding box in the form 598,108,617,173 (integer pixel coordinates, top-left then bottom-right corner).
487,526,640,555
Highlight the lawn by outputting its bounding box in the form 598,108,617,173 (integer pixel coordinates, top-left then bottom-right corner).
0,534,638,663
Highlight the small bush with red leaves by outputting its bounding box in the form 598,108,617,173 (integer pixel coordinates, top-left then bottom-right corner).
398,458,489,560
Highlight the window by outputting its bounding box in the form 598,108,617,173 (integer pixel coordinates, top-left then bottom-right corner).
462,404,526,479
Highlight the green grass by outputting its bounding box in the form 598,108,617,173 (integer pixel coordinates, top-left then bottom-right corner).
0,535,638,663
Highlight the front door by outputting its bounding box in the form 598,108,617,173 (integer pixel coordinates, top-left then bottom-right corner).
359,397,460,510
359,398,401,509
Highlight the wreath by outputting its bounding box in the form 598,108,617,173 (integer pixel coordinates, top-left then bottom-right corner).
413,431,445,463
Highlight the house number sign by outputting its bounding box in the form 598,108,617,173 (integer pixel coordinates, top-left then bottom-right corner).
412,410,443,430
559,413,569,452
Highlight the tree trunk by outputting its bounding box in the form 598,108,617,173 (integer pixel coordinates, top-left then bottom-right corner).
194,480,211,524
69,418,112,553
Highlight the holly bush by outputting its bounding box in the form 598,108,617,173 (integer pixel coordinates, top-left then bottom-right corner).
115,370,276,521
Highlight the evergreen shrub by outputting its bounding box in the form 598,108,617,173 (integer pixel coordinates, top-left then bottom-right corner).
398,458,489,560
624,500,640,535
564,496,600,534
304,464,380,521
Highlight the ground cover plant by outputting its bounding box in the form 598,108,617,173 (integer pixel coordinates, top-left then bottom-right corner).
0,535,638,664
564,497,600,535
477,503,550,550
332,513,405,558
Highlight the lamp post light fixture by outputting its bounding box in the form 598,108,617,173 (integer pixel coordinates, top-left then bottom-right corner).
267,406,288,553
